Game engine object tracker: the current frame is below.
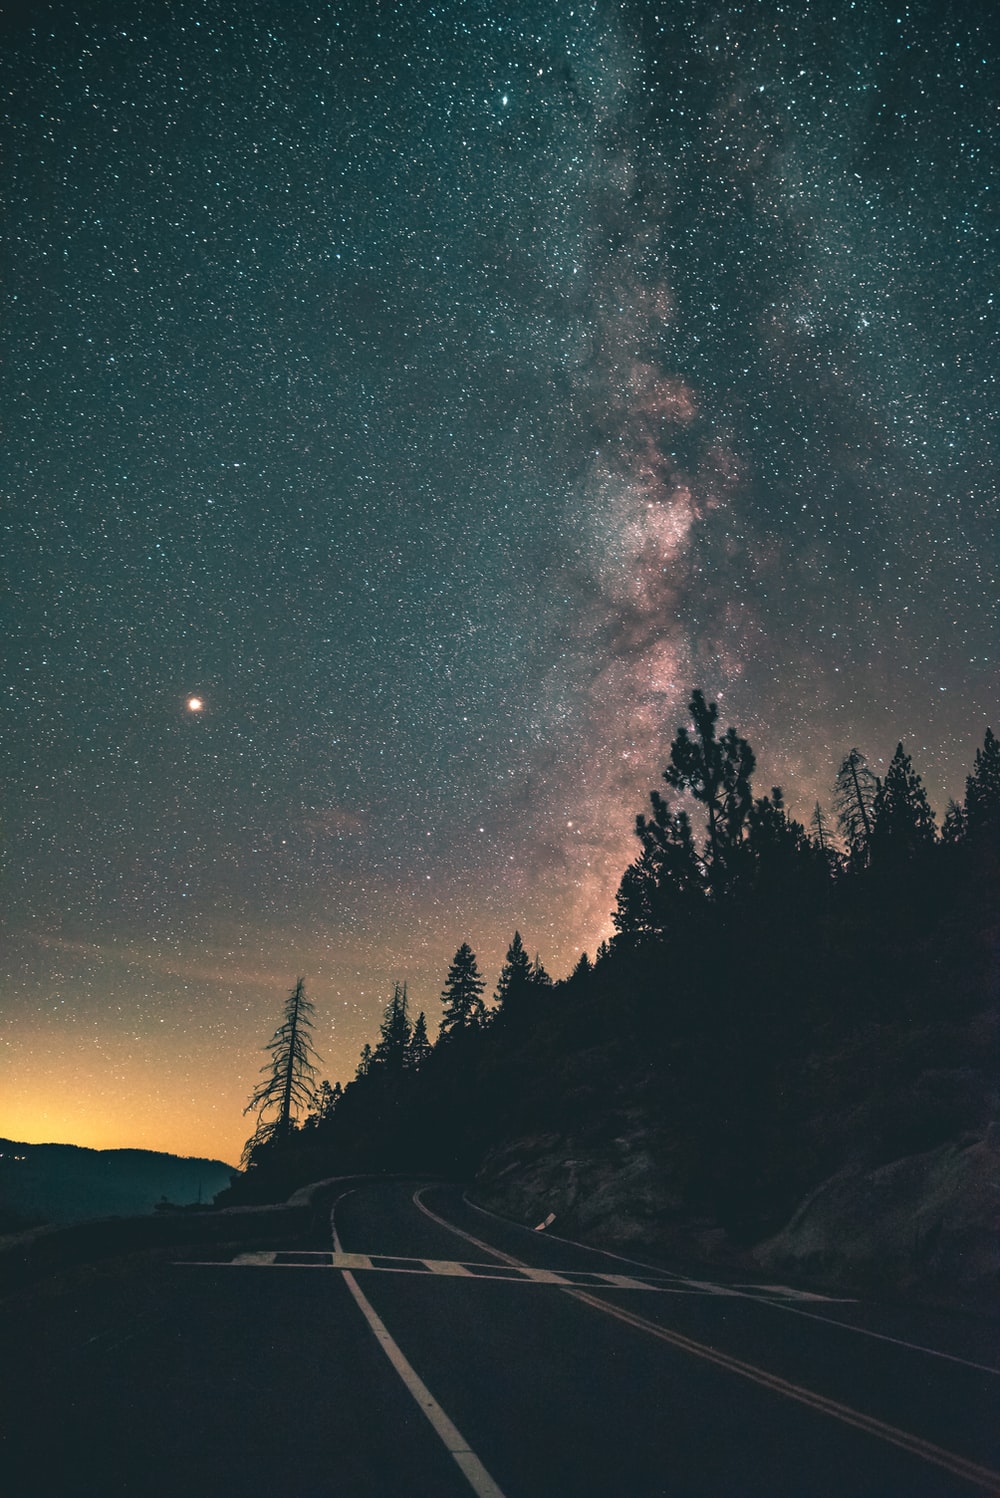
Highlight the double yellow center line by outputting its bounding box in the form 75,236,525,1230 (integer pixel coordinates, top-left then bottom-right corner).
413,1190,1000,1493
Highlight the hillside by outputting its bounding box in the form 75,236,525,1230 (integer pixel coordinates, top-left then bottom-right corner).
0,1141,236,1230
218,707,1000,1310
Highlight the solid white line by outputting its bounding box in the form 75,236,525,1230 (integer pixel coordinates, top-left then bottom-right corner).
330,1192,508,1498
338,1269,507,1498
412,1189,524,1268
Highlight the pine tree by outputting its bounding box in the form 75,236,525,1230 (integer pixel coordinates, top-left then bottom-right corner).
746,787,821,894
834,748,877,865
613,851,660,943
407,1011,432,1069
663,689,755,893
940,799,967,845
373,982,411,1071
439,942,487,1038
869,743,936,863
965,727,1000,841
356,1043,373,1079
615,788,704,942
570,951,593,980
810,801,832,854
494,930,534,1014
530,954,552,988
309,1078,341,1124
242,978,320,1163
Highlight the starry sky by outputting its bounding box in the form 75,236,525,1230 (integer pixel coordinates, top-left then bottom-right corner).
2,0,997,1163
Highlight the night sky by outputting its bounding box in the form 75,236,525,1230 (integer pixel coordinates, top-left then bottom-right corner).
3,1,997,1163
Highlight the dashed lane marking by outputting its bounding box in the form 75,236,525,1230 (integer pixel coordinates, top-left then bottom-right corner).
204,1250,845,1300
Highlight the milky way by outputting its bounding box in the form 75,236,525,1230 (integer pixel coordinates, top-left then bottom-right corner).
2,1,996,1160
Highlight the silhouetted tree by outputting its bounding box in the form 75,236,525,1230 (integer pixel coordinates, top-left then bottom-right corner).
869,743,936,863
494,930,534,1016
810,801,832,854
835,748,877,865
663,689,755,893
941,799,967,845
615,789,704,943
356,1043,373,1079
965,727,1000,841
530,954,552,987
439,942,487,1037
613,851,659,943
407,1011,432,1069
747,788,808,865
310,1078,341,1123
242,978,320,1163
373,983,411,1071
570,951,593,980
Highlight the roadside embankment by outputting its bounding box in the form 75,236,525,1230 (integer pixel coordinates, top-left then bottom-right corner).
472,1126,1000,1313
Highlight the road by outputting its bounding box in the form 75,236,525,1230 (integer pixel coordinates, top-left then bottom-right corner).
2,1179,997,1496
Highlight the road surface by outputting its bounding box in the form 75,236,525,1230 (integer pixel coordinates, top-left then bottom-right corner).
2,1179,997,1495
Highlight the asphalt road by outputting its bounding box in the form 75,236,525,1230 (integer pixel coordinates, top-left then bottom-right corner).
2,1179,997,1496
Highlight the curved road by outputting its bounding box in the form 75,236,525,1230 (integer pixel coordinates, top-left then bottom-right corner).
3,1179,997,1495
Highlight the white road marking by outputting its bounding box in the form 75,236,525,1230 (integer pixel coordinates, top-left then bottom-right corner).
331,1194,508,1498
740,1283,841,1301
677,1278,742,1296
424,1258,474,1276
597,1272,662,1290
185,1250,857,1303
331,1251,372,1270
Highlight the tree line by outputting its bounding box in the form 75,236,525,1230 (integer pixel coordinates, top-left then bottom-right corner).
222,694,999,1238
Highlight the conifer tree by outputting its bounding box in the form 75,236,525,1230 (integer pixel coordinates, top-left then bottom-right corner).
242,978,320,1162
494,930,534,1014
965,727,1000,840
615,787,704,942
613,851,660,943
835,748,878,865
308,1078,342,1125
530,954,552,987
373,982,411,1071
941,799,967,845
869,743,936,862
439,942,487,1037
407,1011,432,1069
356,1043,373,1079
570,951,593,980
810,801,832,854
663,689,755,893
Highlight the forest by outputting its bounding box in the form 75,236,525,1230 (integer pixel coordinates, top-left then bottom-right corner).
217,692,999,1255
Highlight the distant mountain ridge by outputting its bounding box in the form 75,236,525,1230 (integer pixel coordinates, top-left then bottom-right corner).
0,1139,237,1231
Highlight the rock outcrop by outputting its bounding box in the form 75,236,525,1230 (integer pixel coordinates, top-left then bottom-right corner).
754,1127,1000,1310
